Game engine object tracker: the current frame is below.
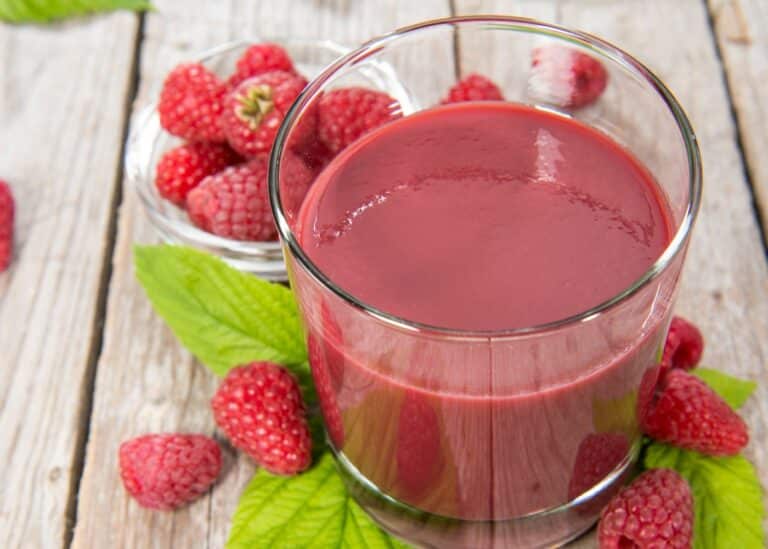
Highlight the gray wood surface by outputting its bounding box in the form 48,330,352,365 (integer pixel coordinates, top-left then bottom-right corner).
708,0,768,242
0,13,139,549
0,0,765,547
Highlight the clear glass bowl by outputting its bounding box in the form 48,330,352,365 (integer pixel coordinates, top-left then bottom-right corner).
128,38,408,280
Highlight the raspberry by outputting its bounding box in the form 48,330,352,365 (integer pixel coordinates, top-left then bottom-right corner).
228,43,296,87
598,469,693,549
317,88,401,154
295,137,335,172
396,393,443,499
307,333,345,448
0,180,14,272
222,71,309,158
155,142,240,206
118,433,222,510
158,63,227,142
317,301,345,387
186,157,276,241
211,362,312,475
279,150,316,223
662,316,704,371
637,365,662,423
441,73,504,104
641,368,748,456
568,432,629,501
529,45,608,108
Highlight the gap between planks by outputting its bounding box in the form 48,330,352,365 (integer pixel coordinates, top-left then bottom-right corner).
701,0,768,257
62,13,147,549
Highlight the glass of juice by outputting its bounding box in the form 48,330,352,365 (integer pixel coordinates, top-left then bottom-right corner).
269,16,701,548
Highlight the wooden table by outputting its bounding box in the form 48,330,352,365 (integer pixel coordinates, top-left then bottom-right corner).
1,1,766,547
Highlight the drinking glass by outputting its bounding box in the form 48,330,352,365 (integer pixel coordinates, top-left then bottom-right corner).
269,16,701,548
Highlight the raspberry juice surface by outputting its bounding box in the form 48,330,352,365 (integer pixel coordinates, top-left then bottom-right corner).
298,102,671,330
293,102,676,545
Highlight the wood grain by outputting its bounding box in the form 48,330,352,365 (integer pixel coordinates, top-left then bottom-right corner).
70,2,452,548
708,0,768,241
0,13,139,549
453,0,768,546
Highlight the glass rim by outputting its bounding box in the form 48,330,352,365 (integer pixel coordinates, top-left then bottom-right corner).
269,15,703,339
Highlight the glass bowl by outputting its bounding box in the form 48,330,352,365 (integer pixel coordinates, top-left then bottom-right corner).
128,38,411,280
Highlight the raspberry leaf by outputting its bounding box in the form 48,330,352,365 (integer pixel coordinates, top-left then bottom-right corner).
134,245,307,377
691,368,756,409
643,443,765,549
0,0,152,23
227,452,410,548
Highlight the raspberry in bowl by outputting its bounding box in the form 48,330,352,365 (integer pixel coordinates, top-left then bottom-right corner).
128,38,410,280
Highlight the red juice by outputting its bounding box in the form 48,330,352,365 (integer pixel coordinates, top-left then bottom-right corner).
295,103,673,528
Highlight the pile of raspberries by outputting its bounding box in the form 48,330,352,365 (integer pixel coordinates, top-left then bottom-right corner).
152,42,608,243
0,45,608,272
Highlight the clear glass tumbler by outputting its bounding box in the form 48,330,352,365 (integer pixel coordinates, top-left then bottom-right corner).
269,16,701,548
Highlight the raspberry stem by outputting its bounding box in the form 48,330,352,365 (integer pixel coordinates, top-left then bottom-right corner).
236,85,275,129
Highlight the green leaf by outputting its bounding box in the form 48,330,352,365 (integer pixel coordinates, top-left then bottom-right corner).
134,245,307,377
0,0,152,23
227,452,410,548
692,368,756,409
644,442,765,549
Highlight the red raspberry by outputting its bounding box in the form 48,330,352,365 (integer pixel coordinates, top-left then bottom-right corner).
158,63,227,142
154,142,240,206
568,432,629,501
317,301,345,388
317,88,401,155
396,393,444,499
118,433,222,510
307,333,345,448
441,73,504,104
222,71,309,158
294,137,335,172
279,150,315,223
211,362,312,475
530,45,608,108
228,43,296,88
662,316,704,371
186,157,275,241
0,180,14,272
637,365,662,424
641,368,748,456
599,469,693,549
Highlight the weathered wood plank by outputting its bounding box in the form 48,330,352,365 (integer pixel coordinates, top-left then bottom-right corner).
708,0,768,242
70,1,452,548
453,0,768,545
0,13,140,549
